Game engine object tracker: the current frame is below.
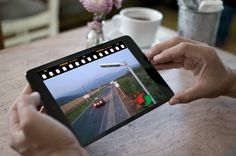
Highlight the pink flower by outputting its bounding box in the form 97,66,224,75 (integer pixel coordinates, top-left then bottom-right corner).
80,0,114,14
80,0,124,31
113,0,123,9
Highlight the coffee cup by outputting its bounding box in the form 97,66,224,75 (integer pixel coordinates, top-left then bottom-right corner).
111,7,163,48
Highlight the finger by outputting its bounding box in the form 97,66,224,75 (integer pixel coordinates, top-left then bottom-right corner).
8,102,20,134
149,59,158,66
29,92,41,108
151,56,184,66
145,37,180,59
17,93,41,128
145,36,197,59
169,84,204,105
153,42,208,64
8,129,25,153
20,84,32,97
8,101,24,151
21,92,41,112
8,89,40,151
154,62,183,70
8,84,34,133
173,57,185,63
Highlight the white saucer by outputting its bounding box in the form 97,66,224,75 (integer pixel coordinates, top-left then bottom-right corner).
103,20,123,40
103,20,161,51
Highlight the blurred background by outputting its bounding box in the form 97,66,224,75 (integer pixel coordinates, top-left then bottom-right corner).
0,0,235,53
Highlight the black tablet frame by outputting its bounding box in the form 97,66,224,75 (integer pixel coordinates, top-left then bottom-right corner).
26,35,174,146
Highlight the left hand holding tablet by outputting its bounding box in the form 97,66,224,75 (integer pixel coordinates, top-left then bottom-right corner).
8,84,88,156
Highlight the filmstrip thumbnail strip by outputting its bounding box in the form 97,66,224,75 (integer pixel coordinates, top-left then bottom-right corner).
39,42,126,80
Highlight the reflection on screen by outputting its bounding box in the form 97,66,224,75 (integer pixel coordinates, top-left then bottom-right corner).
40,42,167,145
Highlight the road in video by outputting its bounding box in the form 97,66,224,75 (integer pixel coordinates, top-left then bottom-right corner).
44,48,167,145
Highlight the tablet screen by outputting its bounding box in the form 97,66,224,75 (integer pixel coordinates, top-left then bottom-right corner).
38,41,167,145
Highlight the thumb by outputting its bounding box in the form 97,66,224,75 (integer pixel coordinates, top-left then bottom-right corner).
169,85,204,105
18,92,42,129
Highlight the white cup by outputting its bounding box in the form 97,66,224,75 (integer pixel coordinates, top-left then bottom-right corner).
112,7,163,48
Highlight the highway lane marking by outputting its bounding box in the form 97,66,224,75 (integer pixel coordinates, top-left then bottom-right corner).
99,87,110,132
99,97,109,133
112,86,130,124
105,88,115,131
99,87,116,133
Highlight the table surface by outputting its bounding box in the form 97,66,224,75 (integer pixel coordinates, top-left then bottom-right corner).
1,26,236,156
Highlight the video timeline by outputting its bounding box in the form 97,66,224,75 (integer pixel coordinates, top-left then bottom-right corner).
39,42,126,80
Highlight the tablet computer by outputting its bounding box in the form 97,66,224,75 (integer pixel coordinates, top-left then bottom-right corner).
26,36,174,146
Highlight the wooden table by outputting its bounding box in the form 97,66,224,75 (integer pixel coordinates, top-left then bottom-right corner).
1,26,236,156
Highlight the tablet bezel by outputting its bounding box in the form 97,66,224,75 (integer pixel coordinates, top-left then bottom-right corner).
26,35,174,146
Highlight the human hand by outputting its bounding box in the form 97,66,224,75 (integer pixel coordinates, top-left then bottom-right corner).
8,84,89,156
146,37,236,104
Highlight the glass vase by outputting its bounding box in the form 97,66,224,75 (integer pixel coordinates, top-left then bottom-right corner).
86,21,105,48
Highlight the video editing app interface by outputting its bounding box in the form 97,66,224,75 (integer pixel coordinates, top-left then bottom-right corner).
39,42,167,145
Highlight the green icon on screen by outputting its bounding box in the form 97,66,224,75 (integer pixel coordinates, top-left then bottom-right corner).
144,95,152,107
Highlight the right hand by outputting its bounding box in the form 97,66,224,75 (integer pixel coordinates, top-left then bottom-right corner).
146,37,236,104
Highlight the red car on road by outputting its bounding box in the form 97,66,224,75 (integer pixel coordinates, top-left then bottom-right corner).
93,98,106,108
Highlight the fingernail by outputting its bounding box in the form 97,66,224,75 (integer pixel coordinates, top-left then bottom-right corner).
153,55,160,61
145,52,150,57
169,98,179,105
31,92,40,98
31,92,41,103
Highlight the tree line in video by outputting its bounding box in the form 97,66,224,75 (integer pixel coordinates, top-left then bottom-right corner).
116,66,166,104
